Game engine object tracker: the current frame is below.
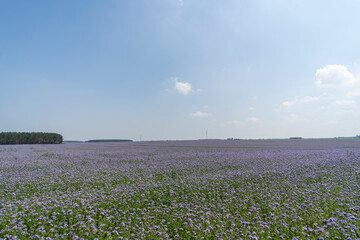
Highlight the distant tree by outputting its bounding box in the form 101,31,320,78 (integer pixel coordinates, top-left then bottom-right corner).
0,132,63,145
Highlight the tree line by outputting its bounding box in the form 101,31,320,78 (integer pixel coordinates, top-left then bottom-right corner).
0,132,63,145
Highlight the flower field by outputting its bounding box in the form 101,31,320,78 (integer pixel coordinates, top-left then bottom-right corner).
1,139,360,240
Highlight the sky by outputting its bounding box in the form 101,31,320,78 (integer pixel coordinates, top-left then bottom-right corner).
1,0,360,141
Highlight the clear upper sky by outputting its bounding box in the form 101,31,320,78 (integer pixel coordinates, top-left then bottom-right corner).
1,0,360,141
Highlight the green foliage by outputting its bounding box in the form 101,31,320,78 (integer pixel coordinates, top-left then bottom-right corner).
0,132,63,145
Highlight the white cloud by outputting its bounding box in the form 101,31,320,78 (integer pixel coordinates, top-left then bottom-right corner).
282,96,321,108
281,114,308,122
276,65,360,131
333,100,357,108
247,117,262,123
346,89,360,98
249,107,255,111
301,96,321,103
190,111,212,117
172,77,192,95
226,120,243,126
282,101,295,108
315,65,360,87
178,0,183,6
225,117,261,127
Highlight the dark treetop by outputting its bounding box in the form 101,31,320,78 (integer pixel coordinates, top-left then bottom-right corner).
0,132,63,145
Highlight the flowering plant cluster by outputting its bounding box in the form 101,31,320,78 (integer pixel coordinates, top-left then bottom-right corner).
0,139,359,239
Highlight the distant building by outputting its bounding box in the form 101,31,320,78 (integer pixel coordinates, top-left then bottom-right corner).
289,137,302,140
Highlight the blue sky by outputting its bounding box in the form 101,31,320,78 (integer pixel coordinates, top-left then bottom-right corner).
1,0,360,140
